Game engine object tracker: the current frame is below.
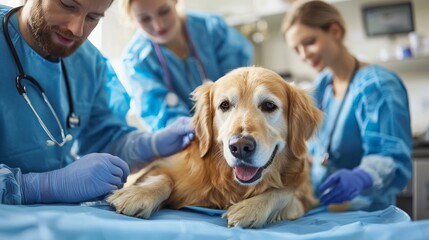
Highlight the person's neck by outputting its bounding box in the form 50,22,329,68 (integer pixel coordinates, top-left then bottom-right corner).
329,51,359,100
331,52,357,84
165,21,189,59
17,5,48,58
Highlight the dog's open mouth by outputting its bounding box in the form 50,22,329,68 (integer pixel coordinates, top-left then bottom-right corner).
234,145,278,184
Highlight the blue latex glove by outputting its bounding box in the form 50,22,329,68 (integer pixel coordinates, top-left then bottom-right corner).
151,116,195,157
21,153,130,204
318,168,373,205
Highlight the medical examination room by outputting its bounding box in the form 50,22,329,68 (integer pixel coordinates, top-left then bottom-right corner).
1,0,429,239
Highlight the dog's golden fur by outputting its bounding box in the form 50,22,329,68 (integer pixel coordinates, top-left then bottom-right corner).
107,66,323,228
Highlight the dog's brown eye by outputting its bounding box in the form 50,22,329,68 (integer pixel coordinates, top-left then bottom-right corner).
260,101,277,113
219,100,231,112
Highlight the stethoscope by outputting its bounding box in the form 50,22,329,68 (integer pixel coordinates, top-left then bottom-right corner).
3,7,79,147
153,24,210,107
318,57,359,167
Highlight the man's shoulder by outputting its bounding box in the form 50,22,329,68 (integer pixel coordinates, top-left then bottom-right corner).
0,5,13,31
69,41,104,62
0,4,12,14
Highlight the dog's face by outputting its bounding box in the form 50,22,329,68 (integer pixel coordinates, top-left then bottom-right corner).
212,70,288,185
192,67,322,186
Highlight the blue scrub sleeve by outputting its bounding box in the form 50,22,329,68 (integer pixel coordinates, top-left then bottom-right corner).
0,164,23,204
105,131,155,169
105,61,132,118
124,60,190,131
77,58,136,156
355,73,412,201
209,15,253,72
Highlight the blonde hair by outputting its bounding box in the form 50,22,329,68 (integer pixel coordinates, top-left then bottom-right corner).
282,0,346,37
118,0,184,24
119,0,135,22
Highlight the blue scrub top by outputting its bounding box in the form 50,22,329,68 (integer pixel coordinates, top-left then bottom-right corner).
122,11,254,131
309,65,412,211
0,5,140,204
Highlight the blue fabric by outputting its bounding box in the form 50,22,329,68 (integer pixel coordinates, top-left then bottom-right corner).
1,204,427,240
309,65,412,211
0,5,149,204
0,165,23,205
122,11,254,131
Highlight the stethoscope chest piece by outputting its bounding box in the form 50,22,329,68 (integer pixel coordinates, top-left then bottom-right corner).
166,92,179,107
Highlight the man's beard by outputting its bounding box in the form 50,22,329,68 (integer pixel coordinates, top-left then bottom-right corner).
28,1,84,58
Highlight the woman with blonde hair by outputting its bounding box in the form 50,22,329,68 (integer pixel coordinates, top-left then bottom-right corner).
119,0,253,131
282,0,412,211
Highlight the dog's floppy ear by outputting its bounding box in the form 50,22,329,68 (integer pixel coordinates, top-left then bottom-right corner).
286,85,323,159
191,81,214,158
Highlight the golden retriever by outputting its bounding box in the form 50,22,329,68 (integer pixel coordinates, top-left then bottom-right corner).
107,66,323,228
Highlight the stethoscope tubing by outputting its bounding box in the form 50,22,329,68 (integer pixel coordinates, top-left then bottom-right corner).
2,6,78,146
3,6,78,128
153,23,209,94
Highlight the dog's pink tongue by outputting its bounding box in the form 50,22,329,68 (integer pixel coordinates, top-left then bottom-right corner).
234,165,259,181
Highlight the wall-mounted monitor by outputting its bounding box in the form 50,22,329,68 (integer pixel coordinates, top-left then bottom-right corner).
362,2,414,37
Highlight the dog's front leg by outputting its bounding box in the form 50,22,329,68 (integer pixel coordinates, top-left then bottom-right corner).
106,174,173,218
223,189,304,228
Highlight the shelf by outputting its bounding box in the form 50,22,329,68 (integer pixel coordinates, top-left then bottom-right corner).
224,5,290,26
218,1,290,26
376,55,429,74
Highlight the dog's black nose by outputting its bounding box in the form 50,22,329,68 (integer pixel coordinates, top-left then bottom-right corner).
229,135,256,159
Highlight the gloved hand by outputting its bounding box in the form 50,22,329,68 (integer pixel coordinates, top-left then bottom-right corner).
21,153,130,204
318,168,373,205
152,116,195,157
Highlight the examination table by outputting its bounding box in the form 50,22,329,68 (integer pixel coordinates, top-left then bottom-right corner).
1,201,428,239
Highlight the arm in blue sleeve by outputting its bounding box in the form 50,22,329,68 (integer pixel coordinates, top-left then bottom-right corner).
106,131,156,169
355,73,412,200
105,60,132,118
122,58,190,131
0,164,23,205
107,117,194,170
209,15,254,73
77,57,136,156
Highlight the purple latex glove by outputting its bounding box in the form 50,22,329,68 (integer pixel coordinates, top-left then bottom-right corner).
21,153,130,204
152,116,195,157
318,168,373,205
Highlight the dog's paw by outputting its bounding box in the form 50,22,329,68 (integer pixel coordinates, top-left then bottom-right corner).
106,185,161,218
222,200,270,228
